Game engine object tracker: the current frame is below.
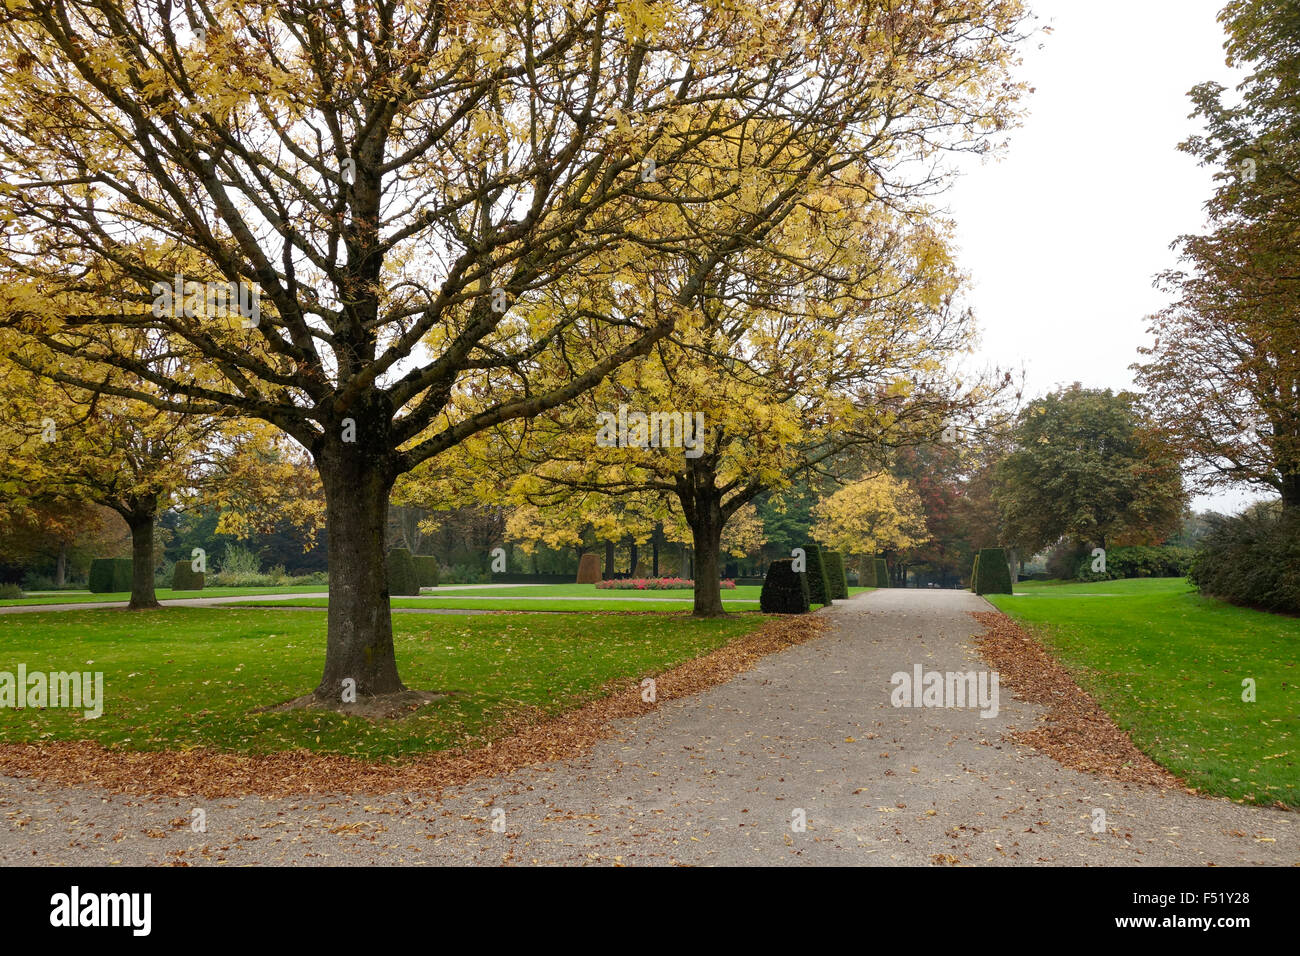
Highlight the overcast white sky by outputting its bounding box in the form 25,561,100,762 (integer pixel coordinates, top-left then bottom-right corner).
947,0,1260,513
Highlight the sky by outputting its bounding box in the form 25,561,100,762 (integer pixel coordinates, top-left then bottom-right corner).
946,0,1262,513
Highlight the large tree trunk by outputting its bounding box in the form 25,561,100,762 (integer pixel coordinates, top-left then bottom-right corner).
652,529,660,578
1281,472,1300,510
688,499,726,618
126,504,159,610
314,443,404,700
604,540,615,580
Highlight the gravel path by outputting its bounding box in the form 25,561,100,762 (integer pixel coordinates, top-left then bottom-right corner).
0,588,1293,865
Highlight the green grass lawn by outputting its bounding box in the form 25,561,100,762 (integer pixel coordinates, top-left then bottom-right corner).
0,607,766,758
0,585,329,607
229,583,872,612
988,578,1298,807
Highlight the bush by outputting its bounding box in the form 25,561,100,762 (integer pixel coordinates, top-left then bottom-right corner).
20,573,78,591
0,583,23,599
205,570,327,588
413,555,440,588
801,544,833,605
760,558,810,614
1190,506,1300,614
975,548,1013,595
874,557,890,589
576,552,602,584
824,552,849,599
1046,539,1091,581
88,558,133,593
385,548,421,596
443,563,490,585
1075,545,1195,582
218,543,262,575
171,560,205,591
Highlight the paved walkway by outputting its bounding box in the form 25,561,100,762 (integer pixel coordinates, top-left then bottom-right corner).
0,589,1293,865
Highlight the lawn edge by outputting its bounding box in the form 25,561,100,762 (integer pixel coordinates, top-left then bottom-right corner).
0,613,830,799
969,609,1200,798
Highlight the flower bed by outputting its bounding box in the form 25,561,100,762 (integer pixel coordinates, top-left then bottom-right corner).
595,577,737,590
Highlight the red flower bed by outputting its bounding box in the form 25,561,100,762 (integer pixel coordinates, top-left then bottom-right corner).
594,577,737,590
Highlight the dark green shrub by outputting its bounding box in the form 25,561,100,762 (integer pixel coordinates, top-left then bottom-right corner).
1190,506,1300,614
1046,538,1091,580
760,559,810,614
0,583,23,599
975,548,1013,595
89,558,133,593
801,544,833,606
1075,545,1195,581
824,552,849,599
386,548,421,596
413,555,440,588
171,560,204,591
874,557,890,588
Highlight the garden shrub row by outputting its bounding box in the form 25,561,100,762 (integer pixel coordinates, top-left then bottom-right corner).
1190,506,1300,614
1075,545,1195,581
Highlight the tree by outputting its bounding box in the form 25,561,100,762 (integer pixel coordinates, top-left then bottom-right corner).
809,472,929,577
0,0,1028,690
419,161,1011,614
1134,0,1300,508
993,385,1186,554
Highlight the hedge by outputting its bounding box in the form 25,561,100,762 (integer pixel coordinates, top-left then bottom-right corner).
1190,506,1300,614
576,552,602,584
975,548,1013,595
89,558,133,593
171,560,204,591
802,544,834,606
824,551,849,599
1075,545,1195,582
760,558,810,614
386,548,421,596
413,555,440,588
874,557,890,589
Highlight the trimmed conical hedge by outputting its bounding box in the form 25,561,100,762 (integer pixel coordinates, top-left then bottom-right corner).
386,548,421,596
171,560,204,591
413,555,440,588
974,548,1013,595
874,557,890,588
760,558,811,614
824,551,849,599
802,544,834,606
89,558,133,593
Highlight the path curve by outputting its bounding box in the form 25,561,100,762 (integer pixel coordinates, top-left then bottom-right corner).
0,589,1293,865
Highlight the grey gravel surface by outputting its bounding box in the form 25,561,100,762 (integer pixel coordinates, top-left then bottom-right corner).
0,588,1293,866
